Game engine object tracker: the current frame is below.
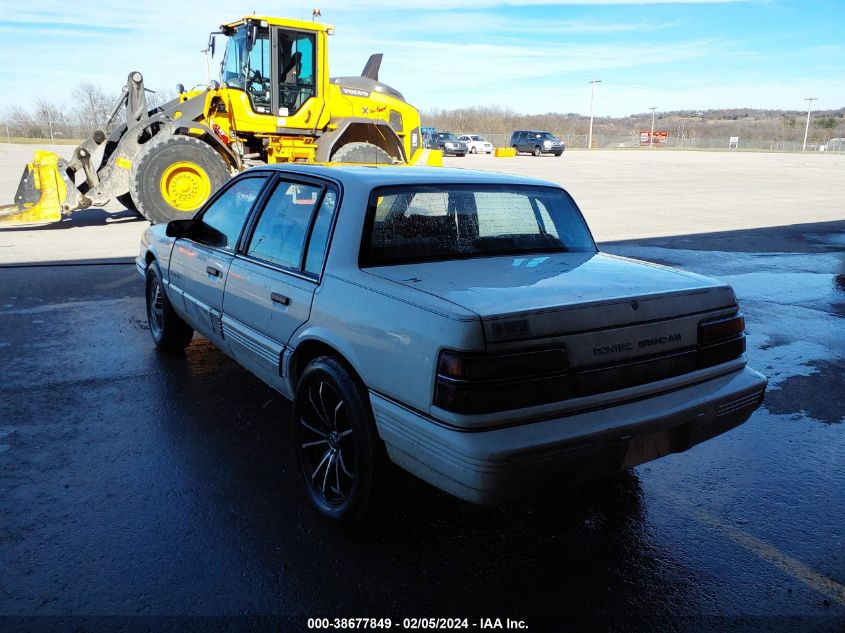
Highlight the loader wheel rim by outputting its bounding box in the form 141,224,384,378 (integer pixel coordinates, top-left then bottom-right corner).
159,161,211,212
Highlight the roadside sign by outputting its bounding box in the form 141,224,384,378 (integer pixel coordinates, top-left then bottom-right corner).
640,131,669,146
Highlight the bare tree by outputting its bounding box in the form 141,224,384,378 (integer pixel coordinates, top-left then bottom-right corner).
33,97,66,124
147,87,177,109
72,82,115,128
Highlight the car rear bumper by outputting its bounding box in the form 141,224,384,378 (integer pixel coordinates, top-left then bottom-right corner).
370,366,766,504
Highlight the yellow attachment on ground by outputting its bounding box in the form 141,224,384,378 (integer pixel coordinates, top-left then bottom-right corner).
494,147,517,157
0,150,66,225
409,148,443,167
159,160,211,212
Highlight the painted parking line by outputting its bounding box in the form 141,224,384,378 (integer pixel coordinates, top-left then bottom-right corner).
658,490,845,607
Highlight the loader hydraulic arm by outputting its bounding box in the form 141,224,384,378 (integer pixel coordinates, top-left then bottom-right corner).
0,71,204,225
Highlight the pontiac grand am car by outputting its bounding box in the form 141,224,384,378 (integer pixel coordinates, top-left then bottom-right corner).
137,164,767,528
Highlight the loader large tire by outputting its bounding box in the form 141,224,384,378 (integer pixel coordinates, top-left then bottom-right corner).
130,135,229,225
331,142,394,164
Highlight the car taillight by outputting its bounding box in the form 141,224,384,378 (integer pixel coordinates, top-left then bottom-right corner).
434,349,568,414
698,313,746,368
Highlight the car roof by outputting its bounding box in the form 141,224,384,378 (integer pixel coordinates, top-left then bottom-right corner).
248,164,562,189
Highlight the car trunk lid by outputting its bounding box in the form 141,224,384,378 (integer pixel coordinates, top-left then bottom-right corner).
365,252,737,367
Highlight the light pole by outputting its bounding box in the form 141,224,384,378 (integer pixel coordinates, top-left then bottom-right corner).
802,97,817,152
649,106,657,148
588,79,602,149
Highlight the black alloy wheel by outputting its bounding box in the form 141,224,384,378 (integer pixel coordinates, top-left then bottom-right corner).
144,261,193,351
293,356,387,528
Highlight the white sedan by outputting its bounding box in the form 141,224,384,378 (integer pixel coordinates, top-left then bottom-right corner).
457,135,494,154
137,164,767,528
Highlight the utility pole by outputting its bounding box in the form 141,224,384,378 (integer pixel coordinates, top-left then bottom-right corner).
649,106,657,148
203,47,211,85
802,97,817,152
588,79,602,149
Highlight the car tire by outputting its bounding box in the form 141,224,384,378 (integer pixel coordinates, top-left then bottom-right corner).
533,146,542,157
292,356,389,530
145,260,194,352
554,152,563,157
131,135,230,225
512,145,519,155
456,152,466,157
470,146,477,154
332,142,394,164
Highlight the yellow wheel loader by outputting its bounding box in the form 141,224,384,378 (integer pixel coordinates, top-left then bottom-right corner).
1,15,439,226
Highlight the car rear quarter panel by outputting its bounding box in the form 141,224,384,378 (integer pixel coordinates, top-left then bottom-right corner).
290,272,485,414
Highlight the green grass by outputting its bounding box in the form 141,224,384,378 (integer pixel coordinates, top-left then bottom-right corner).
1,137,82,145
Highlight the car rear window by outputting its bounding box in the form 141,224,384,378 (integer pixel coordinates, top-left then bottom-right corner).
362,184,596,266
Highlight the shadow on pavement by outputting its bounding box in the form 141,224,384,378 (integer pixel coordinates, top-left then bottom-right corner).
600,219,845,254
0,207,145,232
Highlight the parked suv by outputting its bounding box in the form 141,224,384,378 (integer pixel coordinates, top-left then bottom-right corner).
510,130,565,156
433,132,468,156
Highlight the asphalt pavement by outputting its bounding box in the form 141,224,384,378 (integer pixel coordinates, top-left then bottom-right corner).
1,215,843,631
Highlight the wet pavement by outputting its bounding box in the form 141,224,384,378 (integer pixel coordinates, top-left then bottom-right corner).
0,220,843,631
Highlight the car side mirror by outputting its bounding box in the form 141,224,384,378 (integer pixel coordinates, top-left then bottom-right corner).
165,219,197,239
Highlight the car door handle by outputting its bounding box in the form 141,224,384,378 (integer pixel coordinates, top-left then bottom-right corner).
206,266,222,278
271,292,290,306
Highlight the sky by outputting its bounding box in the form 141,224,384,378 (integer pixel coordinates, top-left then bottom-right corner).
1,0,843,117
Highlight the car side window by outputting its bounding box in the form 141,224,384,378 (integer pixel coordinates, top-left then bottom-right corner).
304,189,337,275
246,180,322,271
195,176,267,251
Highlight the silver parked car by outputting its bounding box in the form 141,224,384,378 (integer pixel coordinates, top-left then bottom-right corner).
137,165,767,528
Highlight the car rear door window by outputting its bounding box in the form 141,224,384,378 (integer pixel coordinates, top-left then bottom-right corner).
195,176,268,251
304,189,337,275
247,180,322,270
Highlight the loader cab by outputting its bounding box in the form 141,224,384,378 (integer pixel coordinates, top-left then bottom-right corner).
219,17,322,118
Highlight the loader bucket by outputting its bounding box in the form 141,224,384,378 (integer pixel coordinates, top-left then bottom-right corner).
0,150,68,225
